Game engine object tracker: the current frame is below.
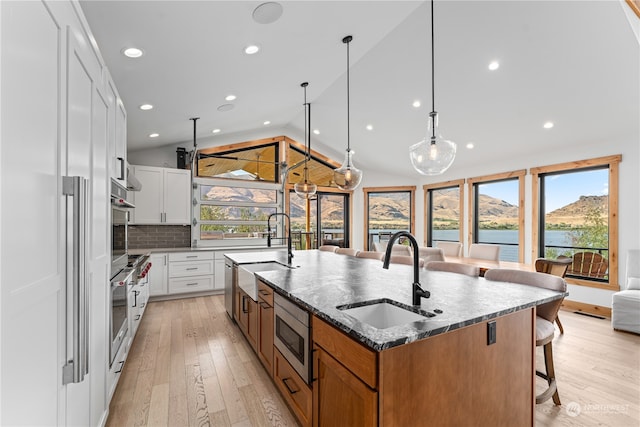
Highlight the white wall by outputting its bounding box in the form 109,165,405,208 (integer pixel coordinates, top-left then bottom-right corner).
129,130,639,309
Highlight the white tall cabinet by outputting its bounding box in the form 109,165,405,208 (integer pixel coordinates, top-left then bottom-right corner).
1,2,122,426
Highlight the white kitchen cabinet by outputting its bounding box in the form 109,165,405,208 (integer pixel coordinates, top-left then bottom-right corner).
1,1,114,426
148,253,169,296
129,277,149,339
130,165,191,225
168,251,215,295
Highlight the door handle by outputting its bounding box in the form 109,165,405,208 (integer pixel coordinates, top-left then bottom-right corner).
62,176,89,385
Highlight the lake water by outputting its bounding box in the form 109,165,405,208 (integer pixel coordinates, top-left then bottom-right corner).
432,229,574,261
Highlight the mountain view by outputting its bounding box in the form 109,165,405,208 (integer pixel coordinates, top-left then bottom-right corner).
201,184,606,231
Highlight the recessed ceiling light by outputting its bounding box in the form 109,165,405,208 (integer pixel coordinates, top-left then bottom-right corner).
122,47,143,58
543,122,554,129
263,120,271,125
225,94,236,101
252,2,283,24
488,61,500,71
212,129,221,134
313,129,320,135
366,124,373,131
466,142,474,149
217,104,234,112
139,104,153,110
149,133,159,138
244,45,260,55
412,100,421,108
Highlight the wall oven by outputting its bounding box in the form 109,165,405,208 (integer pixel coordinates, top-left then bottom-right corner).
110,268,133,364
109,179,135,365
274,293,311,384
111,179,133,275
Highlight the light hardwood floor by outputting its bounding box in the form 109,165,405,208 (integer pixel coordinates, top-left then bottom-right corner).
106,295,640,427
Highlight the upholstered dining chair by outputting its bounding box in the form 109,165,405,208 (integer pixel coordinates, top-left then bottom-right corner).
535,257,572,334
388,255,425,268
436,241,463,257
417,247,445,263
484,268,566,405
425,261,479,277
373,241,412,256
356,251,385,261
468,243,501,261
319,245,339,252
335,248,360,257
612,249,640,334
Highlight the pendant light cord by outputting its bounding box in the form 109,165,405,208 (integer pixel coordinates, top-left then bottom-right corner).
430,0,437,141
301,82,309,180
343,35,353,166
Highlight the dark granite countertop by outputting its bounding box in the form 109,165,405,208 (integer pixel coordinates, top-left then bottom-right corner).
225,250,566,352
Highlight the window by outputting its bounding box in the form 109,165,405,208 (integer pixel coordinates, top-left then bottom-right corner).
192,177,281,246
363,187,416,250
424,180,464,247
289,190,350,249
468,170,525,262
196,139,280,182
531,155,621,289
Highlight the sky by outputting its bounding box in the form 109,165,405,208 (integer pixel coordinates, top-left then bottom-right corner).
479,168,608,212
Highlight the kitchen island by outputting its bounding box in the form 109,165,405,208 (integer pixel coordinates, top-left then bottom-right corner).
225,250,565,427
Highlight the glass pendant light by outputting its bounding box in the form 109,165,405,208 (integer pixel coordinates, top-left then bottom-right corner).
294,82,317,198
333,35,363,191
409,0,457,176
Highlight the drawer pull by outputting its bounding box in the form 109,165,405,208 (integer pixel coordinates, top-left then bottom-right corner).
114,360,125,374
186,267,198,271
259,301,272,309
186,282,198,286
282,377,299,395
134,315,141,321
186,255,198,259
259,290,271,295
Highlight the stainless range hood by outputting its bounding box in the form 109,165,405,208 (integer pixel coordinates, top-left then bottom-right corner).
126,166,142,191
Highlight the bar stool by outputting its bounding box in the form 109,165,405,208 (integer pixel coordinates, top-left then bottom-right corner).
484,269,566,405
534,258,572,334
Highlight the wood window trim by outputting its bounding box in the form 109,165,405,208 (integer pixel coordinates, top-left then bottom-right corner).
531,155,621,291
467,170,526,262
423,179,465,247
362,186,416,250
626,0,640,18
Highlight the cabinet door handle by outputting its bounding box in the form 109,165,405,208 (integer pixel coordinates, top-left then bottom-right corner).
259,301,272,309
114,360,125,374
134,314,141,321
242,295,248,313
282,377,299,395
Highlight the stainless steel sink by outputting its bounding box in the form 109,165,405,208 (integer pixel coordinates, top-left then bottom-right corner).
237,262,291,300
338,300,433,329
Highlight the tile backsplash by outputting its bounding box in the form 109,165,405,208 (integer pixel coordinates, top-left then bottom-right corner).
128,225,191,249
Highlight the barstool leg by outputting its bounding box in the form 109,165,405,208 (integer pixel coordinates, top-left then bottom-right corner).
555,315,565,334
544,342,561,405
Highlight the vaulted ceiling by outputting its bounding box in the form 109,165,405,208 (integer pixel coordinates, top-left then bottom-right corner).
80,1,639,179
